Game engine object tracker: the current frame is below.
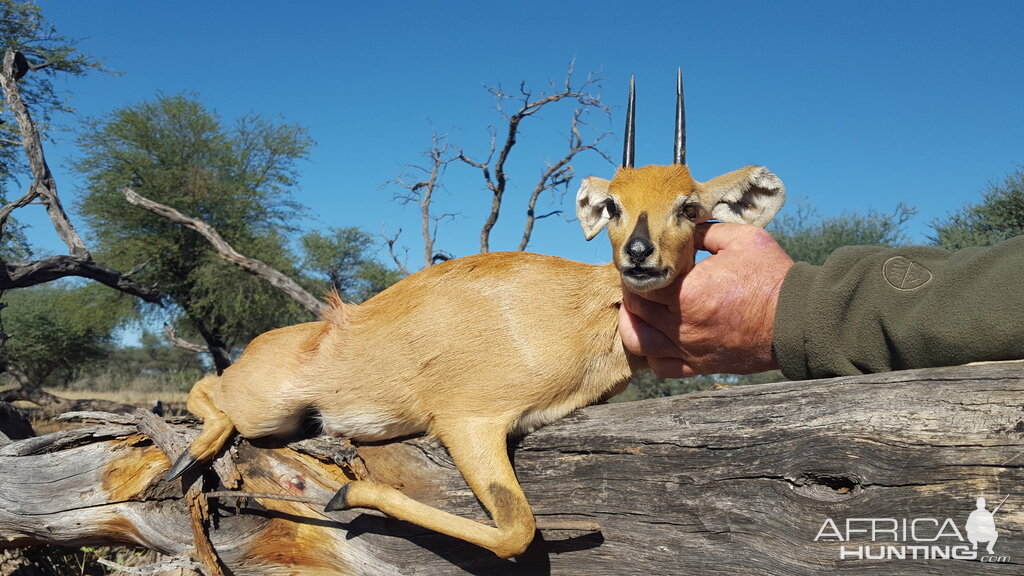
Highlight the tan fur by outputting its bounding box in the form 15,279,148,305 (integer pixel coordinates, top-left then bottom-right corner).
176,163,784,558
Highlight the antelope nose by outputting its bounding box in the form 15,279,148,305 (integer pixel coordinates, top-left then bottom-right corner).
625,237,654,263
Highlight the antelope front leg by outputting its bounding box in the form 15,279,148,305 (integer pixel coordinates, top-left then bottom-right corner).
326,421,537,558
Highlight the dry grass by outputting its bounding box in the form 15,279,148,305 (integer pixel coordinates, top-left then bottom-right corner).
3,372,197,434
42,386,189,405
3,369,199,405
49,368,199,407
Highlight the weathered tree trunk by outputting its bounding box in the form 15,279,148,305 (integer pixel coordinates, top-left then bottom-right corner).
1,363,1022,575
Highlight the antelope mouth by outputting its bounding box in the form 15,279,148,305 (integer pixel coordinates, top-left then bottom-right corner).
622,266,671,291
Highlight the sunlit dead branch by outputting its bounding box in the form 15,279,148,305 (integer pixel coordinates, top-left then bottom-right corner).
122,188,324,317
378,225,410,276
0,49,160,303
458,61,611,253
517,103,613,251
388,61,610,266
387,132,462,267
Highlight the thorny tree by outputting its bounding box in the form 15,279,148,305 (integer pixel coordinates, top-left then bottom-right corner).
76,95,315,374
389,62,611,268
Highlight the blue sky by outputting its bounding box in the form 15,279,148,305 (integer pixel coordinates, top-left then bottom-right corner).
20,0,1024,269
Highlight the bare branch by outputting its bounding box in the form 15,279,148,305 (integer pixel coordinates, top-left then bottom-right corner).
430,212,458,257
388,64,609,259
122,188,325,316
0,49,161,303
467,62,609,253
0,255,161,303
162,322,208,355
378,226,410,276
518,103,612,251
388,133,459,268
0,187,44,237
0,50,88,258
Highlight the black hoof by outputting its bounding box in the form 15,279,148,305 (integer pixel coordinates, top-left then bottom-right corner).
324,483,352,512
165,450,200,482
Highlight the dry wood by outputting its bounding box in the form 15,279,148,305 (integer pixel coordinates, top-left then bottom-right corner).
1,363,1022,575
390,61,608,263
0,254,160,302
0,51,86,259
162,323,209,355
388,134,458,268
458,63,609,254
122,188,325,316
0,50,159,303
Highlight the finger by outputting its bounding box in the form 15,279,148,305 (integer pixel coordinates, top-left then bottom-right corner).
694,222,744,254
621,289,670,324
621,290,683,340
617,305,682,359
617,303,642,354
698,221,780,254
647,356,700,379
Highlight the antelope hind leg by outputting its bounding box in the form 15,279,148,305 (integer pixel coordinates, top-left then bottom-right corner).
326,421,537,558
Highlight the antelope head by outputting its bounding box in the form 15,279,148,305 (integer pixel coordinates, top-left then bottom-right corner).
577,70,786,293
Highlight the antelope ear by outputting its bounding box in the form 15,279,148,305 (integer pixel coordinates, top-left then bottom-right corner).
575,177,614,241
699,166,785,227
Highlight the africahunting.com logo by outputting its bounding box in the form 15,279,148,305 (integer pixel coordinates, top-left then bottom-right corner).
814,495,1011,563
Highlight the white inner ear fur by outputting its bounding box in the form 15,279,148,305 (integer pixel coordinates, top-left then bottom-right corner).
575,176,614,241
702,166,786,227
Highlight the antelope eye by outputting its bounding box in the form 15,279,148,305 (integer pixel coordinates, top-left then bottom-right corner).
678,203,700,221
603,199,621,219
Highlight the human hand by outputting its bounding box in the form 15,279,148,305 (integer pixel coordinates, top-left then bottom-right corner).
617,223,795,377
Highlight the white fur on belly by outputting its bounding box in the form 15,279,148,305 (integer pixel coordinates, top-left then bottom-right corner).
318,408,422,442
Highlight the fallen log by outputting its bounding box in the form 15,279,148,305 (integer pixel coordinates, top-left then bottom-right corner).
1,363,1022,575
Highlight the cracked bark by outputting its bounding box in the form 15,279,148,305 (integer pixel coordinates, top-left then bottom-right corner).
1,362,1022,575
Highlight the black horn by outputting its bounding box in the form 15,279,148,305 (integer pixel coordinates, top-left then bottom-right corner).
622,74,635,168
674,67,686,165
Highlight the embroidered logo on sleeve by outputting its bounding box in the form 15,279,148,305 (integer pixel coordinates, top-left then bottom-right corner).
883,256,933,291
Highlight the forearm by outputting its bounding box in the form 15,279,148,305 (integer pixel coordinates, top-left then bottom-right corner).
773,236,1024,380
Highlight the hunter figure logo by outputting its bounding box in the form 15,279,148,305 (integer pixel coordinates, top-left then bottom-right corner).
814,494,1011,563
882,255,932,291
965,495,1007,555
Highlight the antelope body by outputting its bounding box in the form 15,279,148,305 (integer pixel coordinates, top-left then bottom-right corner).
169,73,785,558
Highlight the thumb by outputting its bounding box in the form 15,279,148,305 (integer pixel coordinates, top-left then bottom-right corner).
695,222,774,254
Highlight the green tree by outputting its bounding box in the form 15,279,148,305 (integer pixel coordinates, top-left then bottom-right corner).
68,329,206,394
0,282,131,401
75,94,314,371
931,168,1024,249
300,227,404,303
769,200,917,265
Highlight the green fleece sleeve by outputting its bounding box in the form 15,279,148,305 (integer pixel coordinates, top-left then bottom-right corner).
773,235,1024,380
